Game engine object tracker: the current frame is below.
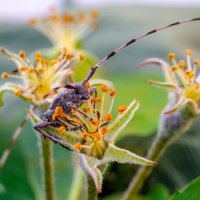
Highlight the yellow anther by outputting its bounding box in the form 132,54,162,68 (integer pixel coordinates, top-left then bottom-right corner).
74,118,81,125
91,10,99,18
185,49,192,56
27,67,34,73
19,50,26,59
186,70,194,79
110,90,116,97
19,66,27,72
37,66,45,74
28,18,37,25
178,60,185,68
1,72,10,79
193,83,200,90
66,53,73,60
58,126,66,133
52,106,66,120
118,105,127,114
93,132,101,140
100,84,108,92
168,53,176,61
171,65,178,72
50,14,59,22
82,131,89,138
92,97,101,102
78,53,84,61
83,107,91,113
91,119,100,126
74,143,82,150
85,81,90,88
193,60,200,67
15,89,24,97
35,52,41,58
63,14,74,23
25,95,34,101
104,113,112,122
101,126,108,136
78,11,85,21
71,108,76,114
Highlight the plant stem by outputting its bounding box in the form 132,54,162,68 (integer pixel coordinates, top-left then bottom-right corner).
86,175,98,200
40,136,55,200
122,104,194,200
68,165,84,200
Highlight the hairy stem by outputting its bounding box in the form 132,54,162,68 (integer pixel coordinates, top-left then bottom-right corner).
122,104,194,200
86,175,98,200
68,165,84,200
40,136,55,200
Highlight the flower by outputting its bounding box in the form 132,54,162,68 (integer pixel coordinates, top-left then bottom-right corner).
32,80,158,192
28,8,99,53
0,48,82,105
140,49,200,114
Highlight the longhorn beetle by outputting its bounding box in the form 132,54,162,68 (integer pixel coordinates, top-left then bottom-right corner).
1,17,200,169
34,17,200,135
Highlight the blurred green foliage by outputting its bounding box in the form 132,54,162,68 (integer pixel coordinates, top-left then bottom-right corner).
0,5,200,200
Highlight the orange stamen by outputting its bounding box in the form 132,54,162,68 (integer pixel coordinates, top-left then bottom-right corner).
118,105,127,114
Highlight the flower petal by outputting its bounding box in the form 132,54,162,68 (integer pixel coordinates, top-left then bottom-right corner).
101,144,158,166
145,80,178,93
80,155,103,193
106,100,139,142
139,58,177,84
0,83,26,106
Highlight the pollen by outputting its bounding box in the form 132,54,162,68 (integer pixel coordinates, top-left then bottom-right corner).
27,67,34,73
193,83,200,90
19,50,26,59
193,60,200,67
78,53,84,61
74,143,82,150
101,126,108,136
168,53,175,61
93,132,101,140
15,89,24,97
63,14,74,23
91,10,99,18
28,18,37,25
91,119,100,126
110,90,116,97
104,113,112,122
74,118,81,125
82,131,89,138
1,72,10,79
185,49,192,56
35,52,42,58
100,84,108,92
85,81,91,88
52,106,67,120
171,65,178,71
118,105,127,114
83,107,91,113
178,60,185,68
19,66,27,72
92,97,101,102
58,126,66,133
66,53,73,60
186,71,194,79
71,108,76,114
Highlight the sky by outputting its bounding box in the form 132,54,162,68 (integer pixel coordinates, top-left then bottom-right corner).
0,0,199,22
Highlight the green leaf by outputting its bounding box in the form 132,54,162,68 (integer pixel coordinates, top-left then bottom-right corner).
107,100,139,142
80,155,103,192
101,144,158,166
0,83,27,107
169,176,200,200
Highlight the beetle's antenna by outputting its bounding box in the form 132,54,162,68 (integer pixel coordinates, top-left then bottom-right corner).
82,17,200,84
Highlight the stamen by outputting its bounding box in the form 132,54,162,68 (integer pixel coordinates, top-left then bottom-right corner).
93,132,101,140
118,105,127,114
92,97,101,103
19,50,26,59
1,72,10,79
110,90,116,97
82,131,89,138
28,18,37,25
58,126,66,133
15,89,24,97
168,53,176,61
78,53,84,61
101,126,108,136
100,84,108,92
178,60,185,68
171,65,178,71
185,49,192,56
104,113,112,122
91,119,100,126
90,10,99,18
85,81,91,88
74,143,82,150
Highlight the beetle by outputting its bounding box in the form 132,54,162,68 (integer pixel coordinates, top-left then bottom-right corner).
1,17,200,169
34,17,200,134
